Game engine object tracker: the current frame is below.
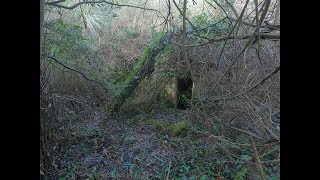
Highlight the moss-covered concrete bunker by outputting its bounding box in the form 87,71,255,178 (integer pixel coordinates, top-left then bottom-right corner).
164,76,194,110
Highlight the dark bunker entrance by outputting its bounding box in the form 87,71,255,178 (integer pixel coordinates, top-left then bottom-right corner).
177,77,193,110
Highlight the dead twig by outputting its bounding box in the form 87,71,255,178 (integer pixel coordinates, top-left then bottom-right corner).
251,136,267,180
221,122,262,140
246,66,280,92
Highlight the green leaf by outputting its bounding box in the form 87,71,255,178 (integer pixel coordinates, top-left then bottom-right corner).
111,168,116,177
201,174,208,180
89,175,94,180
92,166,97,173
234,167,248,180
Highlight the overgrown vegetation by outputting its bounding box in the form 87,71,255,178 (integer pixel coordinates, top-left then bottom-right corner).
41,0,280,179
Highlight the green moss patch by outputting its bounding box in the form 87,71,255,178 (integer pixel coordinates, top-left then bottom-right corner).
144,119,191,136
167,120,191,136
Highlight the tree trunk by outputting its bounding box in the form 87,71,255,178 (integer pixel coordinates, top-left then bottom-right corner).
40,0,45,62
179,0,188,111
111,34,168,113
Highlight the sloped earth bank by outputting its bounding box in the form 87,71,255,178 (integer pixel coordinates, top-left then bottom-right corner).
53,106,279,179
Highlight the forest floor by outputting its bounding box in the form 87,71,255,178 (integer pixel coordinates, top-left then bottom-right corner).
52,103,279,179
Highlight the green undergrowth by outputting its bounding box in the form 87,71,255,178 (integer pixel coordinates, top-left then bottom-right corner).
56,110,279,179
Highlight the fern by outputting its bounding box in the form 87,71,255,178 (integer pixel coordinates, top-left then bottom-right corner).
234,167,248,180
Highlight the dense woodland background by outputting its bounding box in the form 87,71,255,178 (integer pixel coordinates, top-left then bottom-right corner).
40,0,280,179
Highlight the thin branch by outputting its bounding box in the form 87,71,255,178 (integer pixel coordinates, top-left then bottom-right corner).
171,33,279,47
221,159,279,165
254,0,263,64
228,17,280,31
163,0,171,31
215,65,280,101
172,0,201,37
47,56,109,93
208,0,232,23
264,20,280,30
215,141,255,164
165,159,171,180
251,136,267,180
188,17,228,33
215,0,250,70
221,122,262,140
46,0,66,5
212,0,272,91
191,127,278,166
46,0,164,17
224,0,239,18
246,66,280,92
264,126,279,141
